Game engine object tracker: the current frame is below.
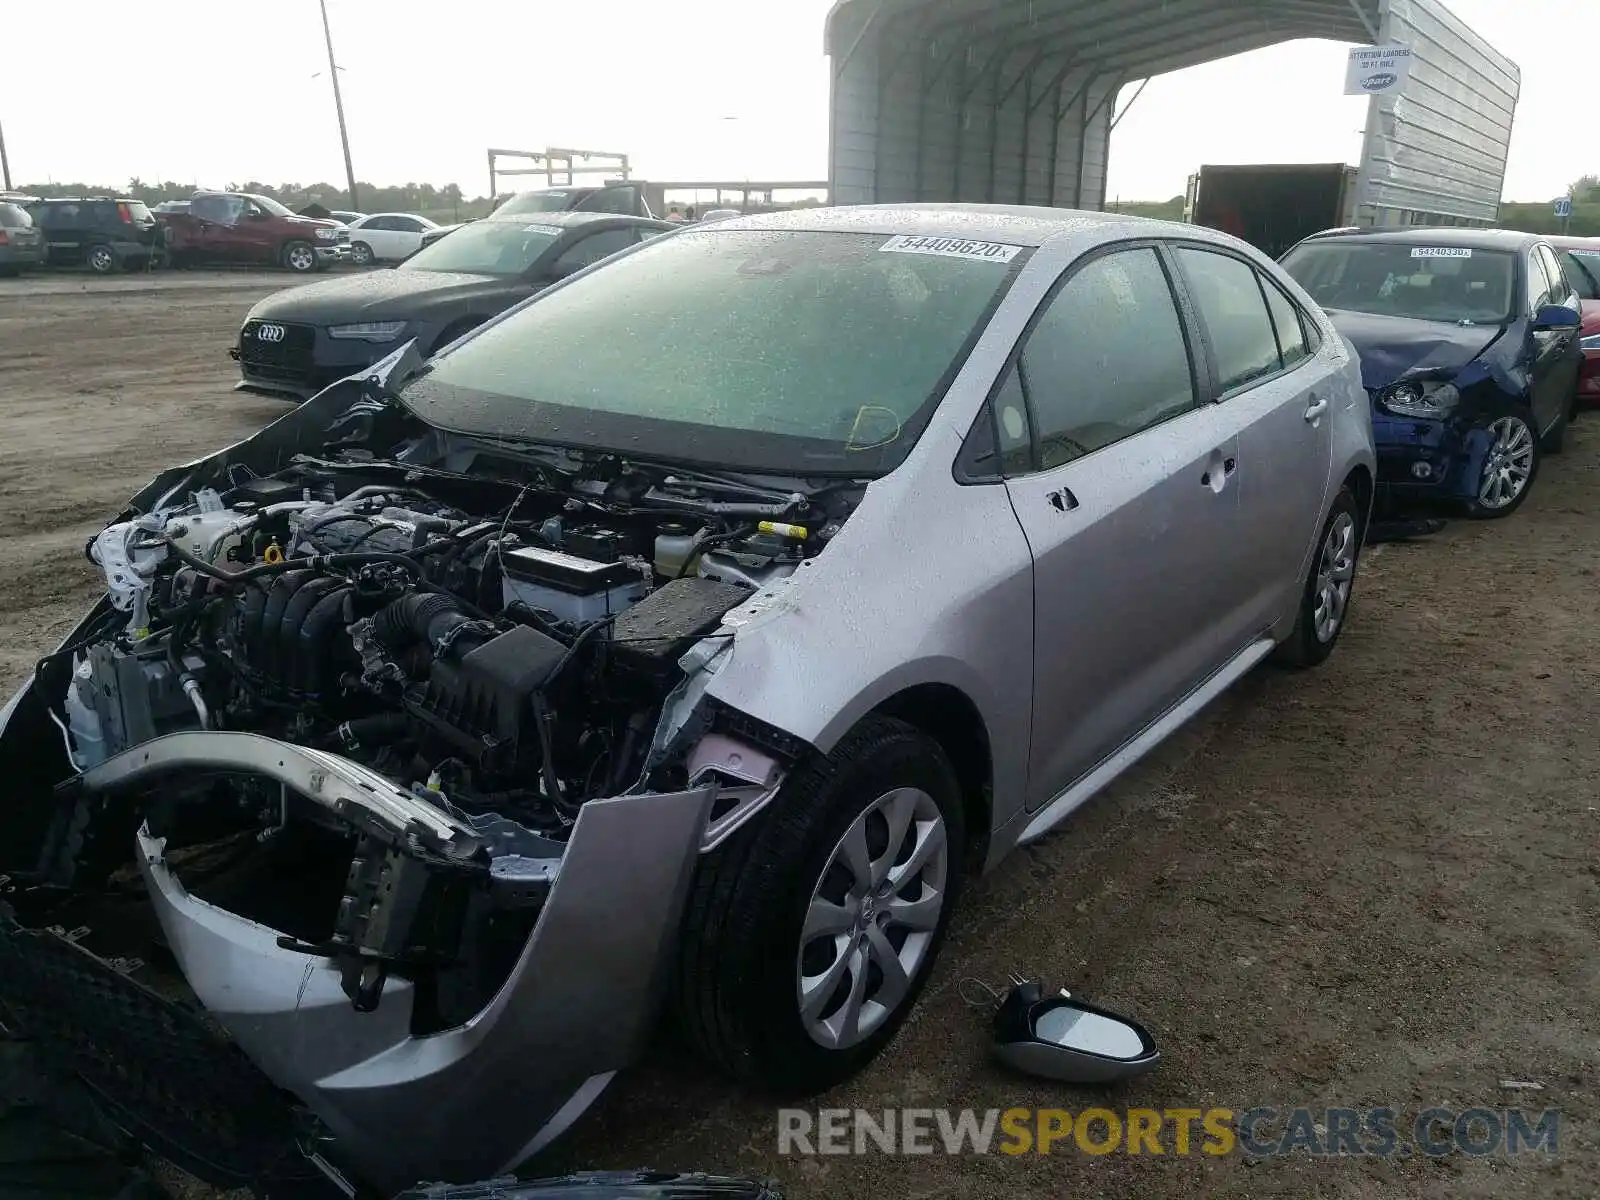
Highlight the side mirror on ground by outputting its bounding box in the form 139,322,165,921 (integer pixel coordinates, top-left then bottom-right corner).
1533,304,1580,330
991,981,1160,1084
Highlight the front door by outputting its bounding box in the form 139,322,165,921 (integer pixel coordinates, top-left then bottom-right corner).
1170,244,1335,631
999,244,1252,810
1528,244,1582,432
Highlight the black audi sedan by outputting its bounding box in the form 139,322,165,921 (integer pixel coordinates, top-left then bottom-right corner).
1280,227,1583,519
232,211,676,400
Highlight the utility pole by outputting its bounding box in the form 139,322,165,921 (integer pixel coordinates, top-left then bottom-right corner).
0,116,12,191
317,0,359,211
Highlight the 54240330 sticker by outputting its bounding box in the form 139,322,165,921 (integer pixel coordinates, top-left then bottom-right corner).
1410,247,1472,259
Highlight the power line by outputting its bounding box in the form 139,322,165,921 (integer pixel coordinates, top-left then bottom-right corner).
0,116,12,191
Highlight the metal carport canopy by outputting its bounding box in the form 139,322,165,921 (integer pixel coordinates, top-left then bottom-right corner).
823,0,1385,209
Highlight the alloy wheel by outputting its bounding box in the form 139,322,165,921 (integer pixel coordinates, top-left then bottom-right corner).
287,245,316,272
1477,416,1535,510
797,787,948,1051
88,247,114,273
1313,511,1357,644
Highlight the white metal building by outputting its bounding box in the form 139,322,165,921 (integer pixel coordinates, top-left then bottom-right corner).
824,0,1519,227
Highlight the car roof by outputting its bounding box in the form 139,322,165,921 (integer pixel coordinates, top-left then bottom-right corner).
1290,226,1544,252
1542,234,1600,250
360,212,432,221
482,210,673,231
698,203,1193,248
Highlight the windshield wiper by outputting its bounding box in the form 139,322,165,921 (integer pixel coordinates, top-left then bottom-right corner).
650,465,809,504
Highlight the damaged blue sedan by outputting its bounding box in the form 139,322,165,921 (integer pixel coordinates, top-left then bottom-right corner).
1281,227,1583,519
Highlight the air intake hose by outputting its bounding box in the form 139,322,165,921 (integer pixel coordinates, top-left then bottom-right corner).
371,592,484,658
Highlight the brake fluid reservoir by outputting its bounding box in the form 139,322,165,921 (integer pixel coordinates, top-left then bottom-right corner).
653,522,700,579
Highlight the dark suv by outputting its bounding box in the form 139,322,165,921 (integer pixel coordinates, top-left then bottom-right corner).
27,198,164,272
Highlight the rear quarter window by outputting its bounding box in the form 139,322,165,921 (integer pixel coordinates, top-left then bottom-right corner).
0,202,32,228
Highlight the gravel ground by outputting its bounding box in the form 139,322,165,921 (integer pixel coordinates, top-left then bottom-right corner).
0,273,1595,1199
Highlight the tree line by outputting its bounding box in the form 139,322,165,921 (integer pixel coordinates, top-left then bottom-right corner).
13,179,491,223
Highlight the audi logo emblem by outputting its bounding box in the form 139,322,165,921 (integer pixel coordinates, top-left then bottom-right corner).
254,323,287,343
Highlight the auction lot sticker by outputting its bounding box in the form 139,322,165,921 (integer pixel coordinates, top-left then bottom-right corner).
880,234,1022,263
1411,247,1473,258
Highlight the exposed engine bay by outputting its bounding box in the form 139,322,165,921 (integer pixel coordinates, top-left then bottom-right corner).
14,401,860,1043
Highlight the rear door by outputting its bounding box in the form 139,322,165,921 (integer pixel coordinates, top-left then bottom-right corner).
1172,245,1333,633
388,216,428,259
38,202,85,264
997,243,1255,808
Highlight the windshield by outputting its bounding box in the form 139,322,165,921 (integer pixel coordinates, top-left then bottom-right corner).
496,190,576,216
1281,241,1515,324
0,202,32,228
1559,249,1600,301
402,228,1024,474
246,193,294,218
398,219,563,276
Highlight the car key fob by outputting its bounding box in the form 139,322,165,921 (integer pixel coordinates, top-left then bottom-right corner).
991,980,1160,1084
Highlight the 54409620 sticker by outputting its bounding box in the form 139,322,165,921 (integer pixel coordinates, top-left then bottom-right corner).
879,234,1023,263
1410,247,1472,258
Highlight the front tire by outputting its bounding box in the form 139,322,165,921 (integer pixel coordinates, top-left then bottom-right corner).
350,241,374,267
676,715,965,1095
281,240,318,274
1463,411,1539,519
1275,486,1363,669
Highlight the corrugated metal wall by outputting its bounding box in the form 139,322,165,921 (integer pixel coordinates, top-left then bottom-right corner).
1355,0,1520,226
828,7,1118,209
827,0,1518,225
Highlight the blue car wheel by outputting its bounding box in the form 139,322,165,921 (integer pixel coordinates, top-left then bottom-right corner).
1463,412,1540,520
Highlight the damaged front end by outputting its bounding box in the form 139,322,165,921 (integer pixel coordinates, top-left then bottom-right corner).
0,356,830,1194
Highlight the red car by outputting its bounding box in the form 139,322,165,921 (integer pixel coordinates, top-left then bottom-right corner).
1547,235,1600,410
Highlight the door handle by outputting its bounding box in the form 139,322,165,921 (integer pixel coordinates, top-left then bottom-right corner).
1304,395,1330,422
1200,452,1236,491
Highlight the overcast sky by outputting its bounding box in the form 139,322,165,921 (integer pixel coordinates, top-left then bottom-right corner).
0,0,1590,203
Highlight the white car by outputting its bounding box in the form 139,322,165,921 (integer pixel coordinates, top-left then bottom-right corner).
343,212,439,265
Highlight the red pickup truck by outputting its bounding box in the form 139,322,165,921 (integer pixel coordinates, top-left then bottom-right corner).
160,191,350,273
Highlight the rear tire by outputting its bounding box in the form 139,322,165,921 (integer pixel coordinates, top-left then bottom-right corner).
1274,486,1363,670
280,240,318,274
85,244,117,275
675,715,965,1095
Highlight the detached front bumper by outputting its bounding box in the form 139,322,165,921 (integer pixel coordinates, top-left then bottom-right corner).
12,731,715,1194
316,242,351,265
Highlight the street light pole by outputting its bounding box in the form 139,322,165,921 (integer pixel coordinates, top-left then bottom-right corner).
317,0,359,211
0,116,12,191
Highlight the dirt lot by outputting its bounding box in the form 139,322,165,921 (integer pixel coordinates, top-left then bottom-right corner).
0,274,1596,1199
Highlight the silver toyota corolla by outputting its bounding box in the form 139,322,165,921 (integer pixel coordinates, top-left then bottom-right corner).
0,205,1374,1193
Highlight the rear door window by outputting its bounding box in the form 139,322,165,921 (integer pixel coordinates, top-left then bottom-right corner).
0,202,32,228
1174,247,1283,393
1260,276,1311,368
